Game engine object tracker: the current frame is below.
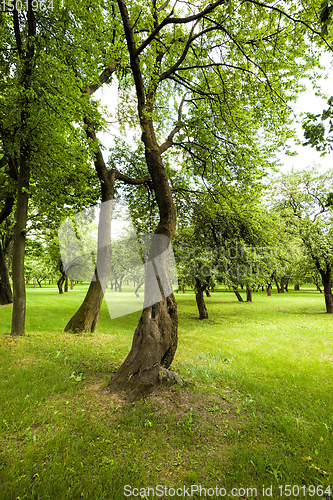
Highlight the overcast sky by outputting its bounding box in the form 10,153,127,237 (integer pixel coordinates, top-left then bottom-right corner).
277,63,333,173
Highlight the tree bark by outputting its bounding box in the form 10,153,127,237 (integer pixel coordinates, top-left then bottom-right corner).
0,244,12,305
233,289,244,302
64,154,115,333
195,277,208,320
11,157,30,335
0,200,14,305
108,0,181,397
246,286,252,302
320,269,333,314
10,2,36,335
294,283,300,291
266,284,272,296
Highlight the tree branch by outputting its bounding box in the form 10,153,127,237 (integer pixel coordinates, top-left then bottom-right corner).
115,170,151,187
82,60,118,96
159,93,186,153
117,0,146,111
159,23,196,81
12,8,22,57
246,0,333,51
0,196,15,225
136,0,227,56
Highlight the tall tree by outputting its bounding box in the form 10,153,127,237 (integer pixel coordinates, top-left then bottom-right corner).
106,0,325,396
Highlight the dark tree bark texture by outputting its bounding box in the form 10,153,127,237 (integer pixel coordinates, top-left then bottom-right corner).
0,244,12,305
246,286,252,302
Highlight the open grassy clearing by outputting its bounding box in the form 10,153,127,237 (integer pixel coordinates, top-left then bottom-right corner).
0,287,332,499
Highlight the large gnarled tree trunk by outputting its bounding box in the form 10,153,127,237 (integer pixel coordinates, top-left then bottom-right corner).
109,0,182,397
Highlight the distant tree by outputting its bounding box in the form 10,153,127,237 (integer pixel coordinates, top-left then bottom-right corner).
273,168,333,313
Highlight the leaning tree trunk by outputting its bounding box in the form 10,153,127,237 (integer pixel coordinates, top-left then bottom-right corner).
320,270,333,314
109,124,179,396
0,244,12,305
233,288,244,302
195,277,208,320
64,160,115,333
274,277,282,293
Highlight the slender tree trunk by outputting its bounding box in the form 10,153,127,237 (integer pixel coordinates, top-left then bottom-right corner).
0,244,13,305
64,169,115,333
267,284,272,296
294,284,300,291
194,277,208,320
280,277,285,293
233,289,244,302
10,2,35,336
320,270,333,314
11,156,30,335
274,277,281,293
182,284,185,294
285,278,289,292
246,286,252,302
205,288,211,297
64,277,68,293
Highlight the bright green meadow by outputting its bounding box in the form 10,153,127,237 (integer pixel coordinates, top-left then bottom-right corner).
0,285,332,499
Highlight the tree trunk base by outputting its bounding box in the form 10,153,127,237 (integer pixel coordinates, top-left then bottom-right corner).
108,295,180,398
64,281,103,333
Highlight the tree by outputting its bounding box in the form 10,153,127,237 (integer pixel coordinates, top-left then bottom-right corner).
272,168,333,313
0,0,117,333
99,0,330,396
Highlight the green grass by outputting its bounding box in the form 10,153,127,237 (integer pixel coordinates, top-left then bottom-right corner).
0,286,332,499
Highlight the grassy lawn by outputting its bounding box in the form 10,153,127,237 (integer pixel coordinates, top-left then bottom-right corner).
0,286,332,499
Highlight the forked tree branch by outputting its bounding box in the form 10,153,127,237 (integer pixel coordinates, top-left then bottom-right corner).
136,0,227,56
159,93,187,153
